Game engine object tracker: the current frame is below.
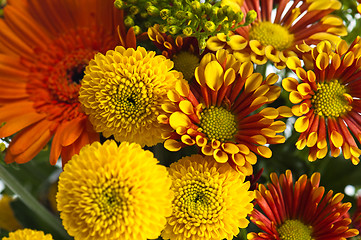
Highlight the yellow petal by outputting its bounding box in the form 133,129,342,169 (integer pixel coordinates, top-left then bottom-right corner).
169,112,191,129
196,135,207,147
228,35,248,50
237,144,250,155
286,56,301,70
294,116,309,133
245,152,257,164
164,139,182,151
201,145,213,156
245,73,263,93
343,52,355,68
330,131,343,148
289,91,303,104
162,103,178,113
232,153,245,166
249,40,265,55
251,135,267,145
222,143,239,154
260,107,278,119
179,100,194,115
239,61,254,78
167,90,181,102
306,132,318,147
213,149,229,163
282,77,299,92
206,36,226,51
175,80,190,97
205,61,224,91
224,68,236,86
257,146,272,158
316,52,329,70
265,73,279,85
181,135,195,145
297,83,312,96
277,106,293,117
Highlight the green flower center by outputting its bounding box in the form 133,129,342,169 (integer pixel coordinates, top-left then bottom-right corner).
249,21,294,51
199,106,237,142
278,220,312,240
172,51,199,81
312,80,352,117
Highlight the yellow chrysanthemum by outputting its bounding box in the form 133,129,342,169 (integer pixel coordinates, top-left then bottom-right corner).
57,140,173,240
159,49,289,176
162,154,255,240
2,229,53,240
0,195,22,232
79,46,182,147
207,0,346,69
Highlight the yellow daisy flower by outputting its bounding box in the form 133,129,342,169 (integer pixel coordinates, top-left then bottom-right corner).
159,49,289,175
79,46,182,147
283,38,361,164
0,195,22,232
3,229,53,240
207,0,346,69
162,154,255,240
56,140,173,240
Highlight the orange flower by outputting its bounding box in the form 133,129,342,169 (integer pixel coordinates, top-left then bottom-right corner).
283,38,361,164
0,0,122,165
207,0,346,69
248,170,359,240
159,49,289,176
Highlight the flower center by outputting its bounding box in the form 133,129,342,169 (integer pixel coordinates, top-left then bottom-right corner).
94,179,132,219
172,51,199,81
175,176,223,223
312,80,352,117
112,72,156,124
249,22,294,51
278,219,312,240
199,106,237,142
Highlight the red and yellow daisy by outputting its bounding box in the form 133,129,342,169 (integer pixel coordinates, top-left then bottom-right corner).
248,170,359,240
158,49,289,175
148,25,200,81
352,194,361,234
207,0,346,69
0,0,122,165
283,38,361,164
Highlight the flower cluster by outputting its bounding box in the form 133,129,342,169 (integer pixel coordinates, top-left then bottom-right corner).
0,0,361,240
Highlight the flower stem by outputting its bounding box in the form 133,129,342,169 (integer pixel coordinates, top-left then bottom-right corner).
0,163,69,239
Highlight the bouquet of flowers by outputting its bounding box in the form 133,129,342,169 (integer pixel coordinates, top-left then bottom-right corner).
0,0,361,239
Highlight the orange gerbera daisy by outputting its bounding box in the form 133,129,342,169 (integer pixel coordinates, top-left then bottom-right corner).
248,170,359,240
352,194,361,233
283,38,361,164
158,49,289,175
0,0,122,165
207,0,346,69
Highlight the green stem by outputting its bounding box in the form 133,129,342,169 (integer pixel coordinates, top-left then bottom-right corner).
0,163,69,239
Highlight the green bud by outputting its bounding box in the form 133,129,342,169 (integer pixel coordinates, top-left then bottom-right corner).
235,11,244,23
224,6,235,20
184,11,193,19
124,16,135,27
140,12,148,18
160,9,170,20
158,24,168,33
133,25,142,35
199,37,207,49
203,3,212,15
204,21,216,32
245,10,257,25
147,5,159,16
167,16,177,25
0,142,6,152
114,0,124,9
175,10,186,19
129,6,140,15
190,1,202,14
169,25,181,35
221,21,230,32
183,27,193,36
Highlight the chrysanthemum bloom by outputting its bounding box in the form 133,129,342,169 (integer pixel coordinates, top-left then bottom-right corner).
248,170,359,240
79,46,182,147
148,25,200,81
352,195,361,233
207,0,346,69
162,154,255,240
57,140,173,240
283,38,361,164
3,229,54,240
159,49,289,175
0,0,124,165
0,195,22,232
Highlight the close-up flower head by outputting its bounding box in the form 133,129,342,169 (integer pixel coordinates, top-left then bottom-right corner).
283,38,361,164
0,0,123,166
207,0,346,69
56,140,173,240
79,45,182,147
162,154,255,240
159,49,289,175
2,229,54,240
248,170,359,239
